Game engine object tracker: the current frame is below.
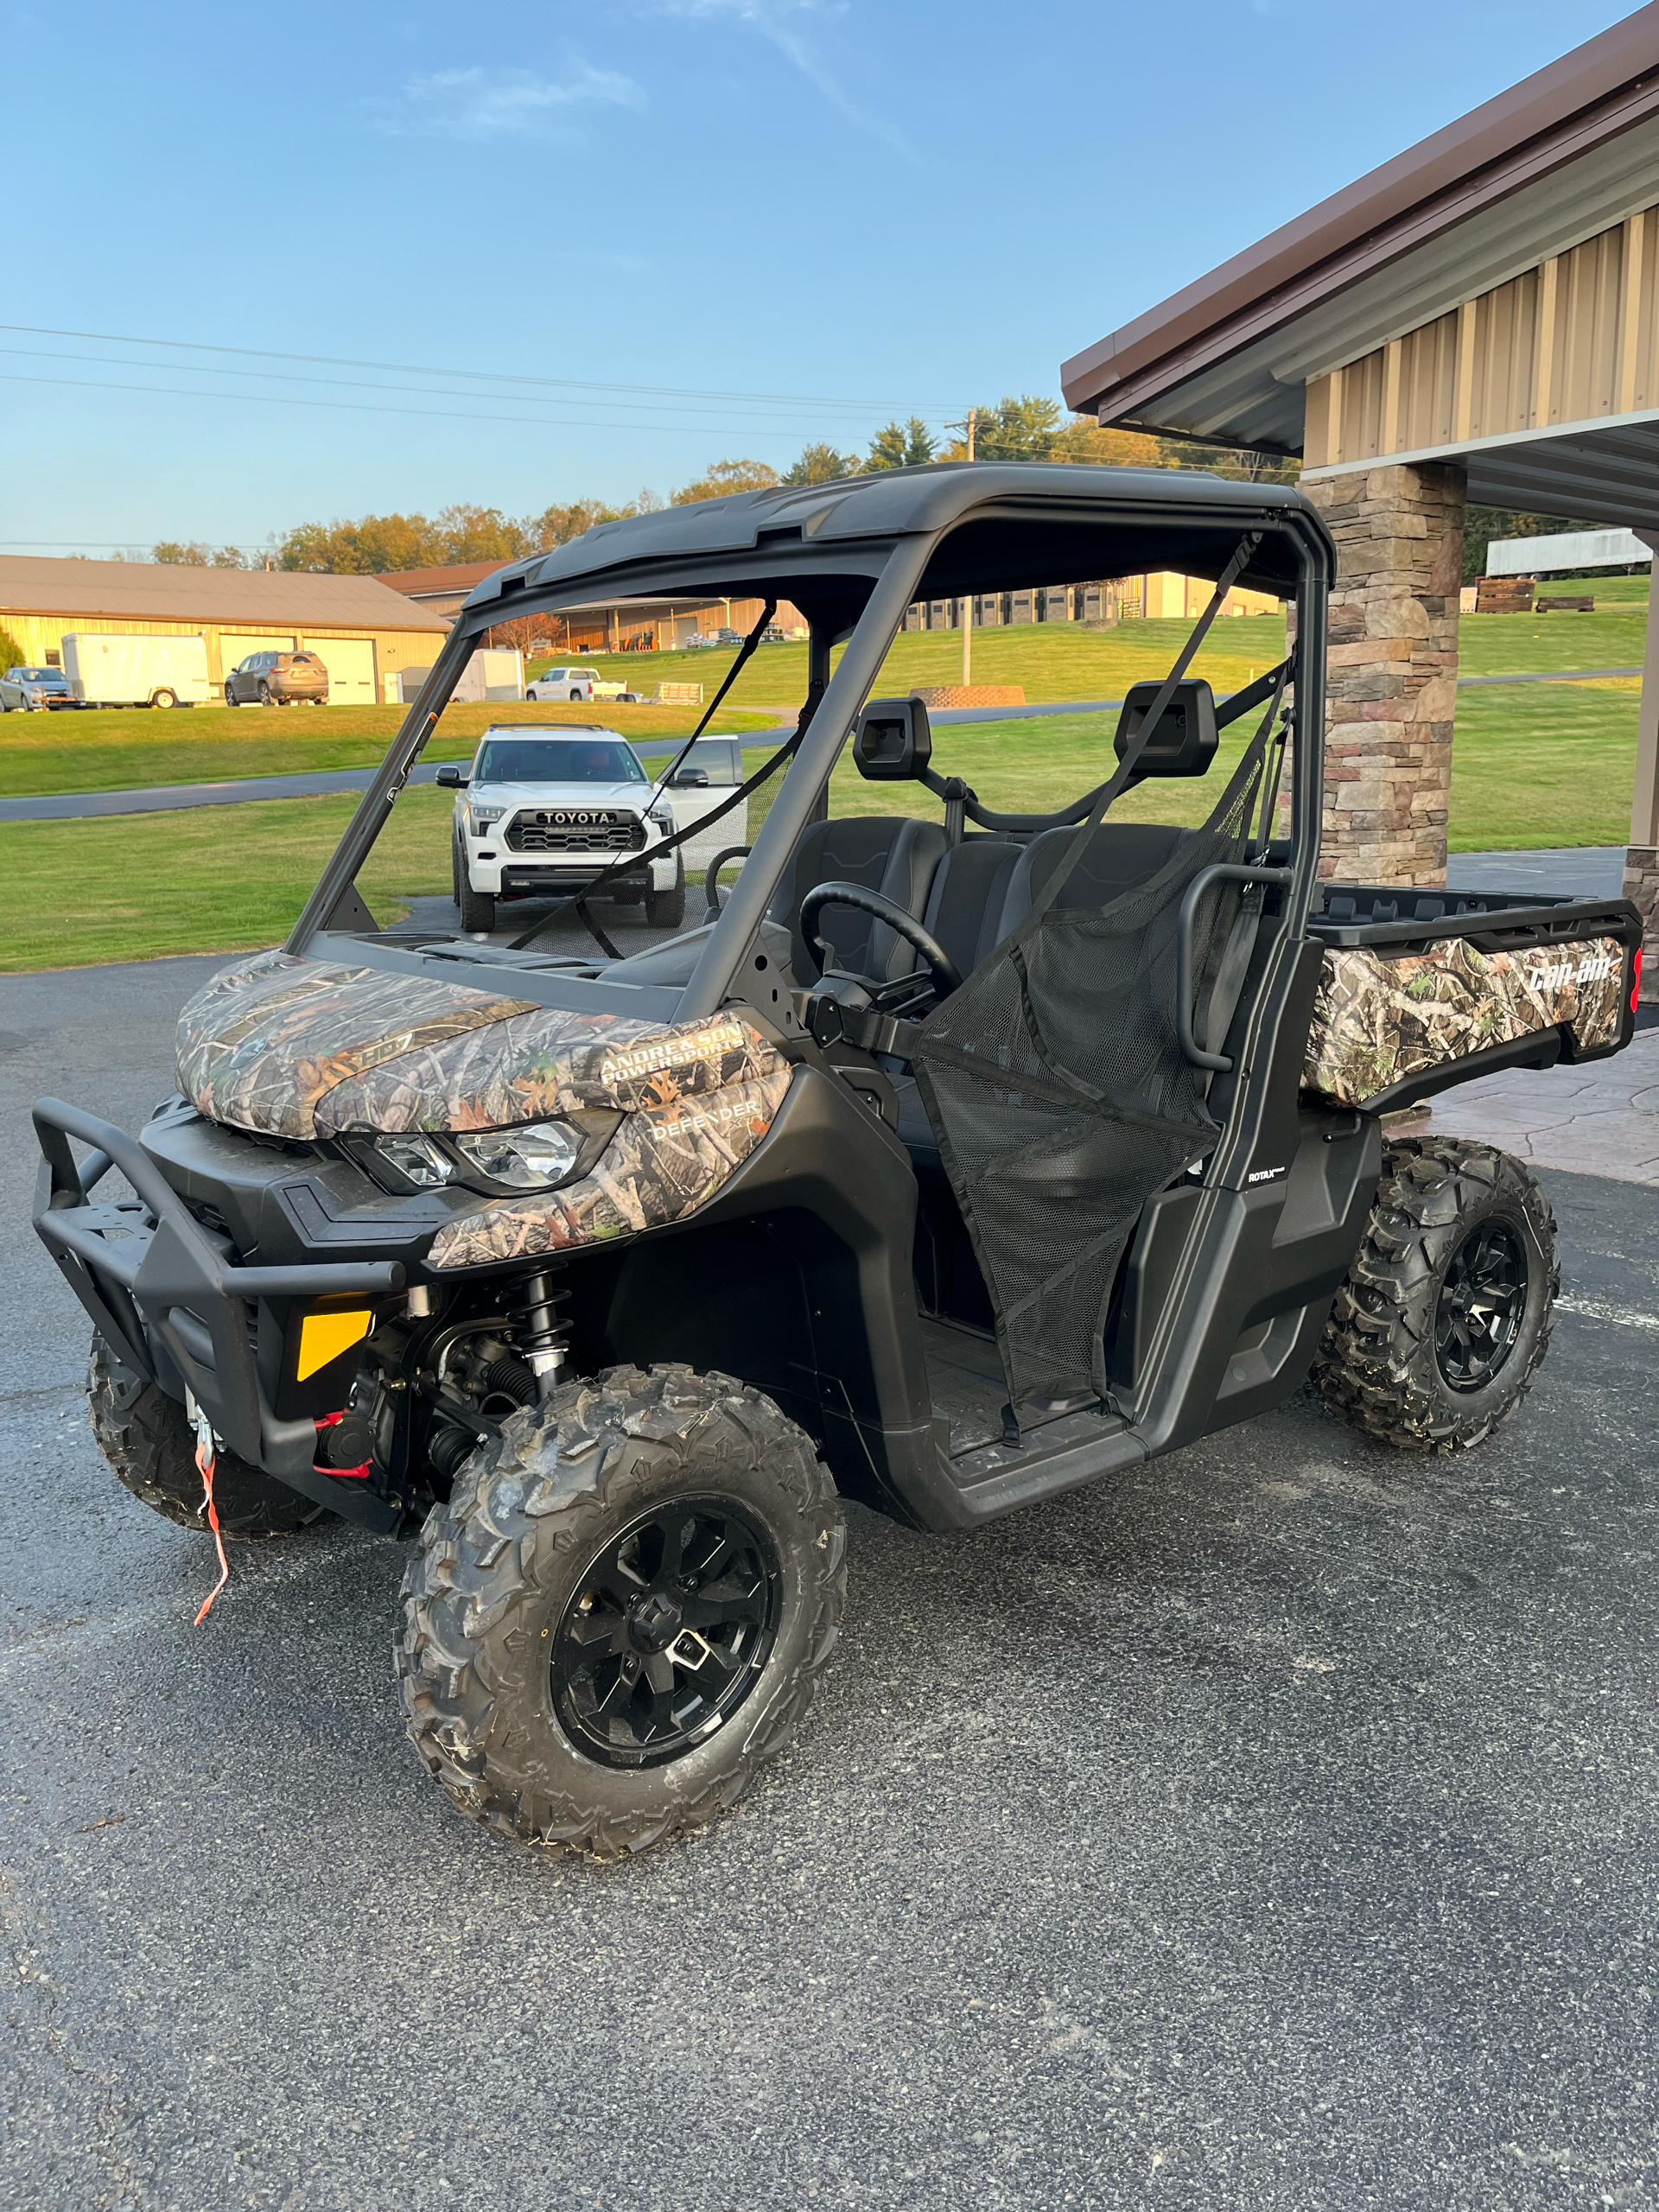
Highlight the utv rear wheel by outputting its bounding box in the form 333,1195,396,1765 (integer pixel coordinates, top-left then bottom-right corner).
397,1363,846,1857
1312,1136,1558,1453
87,1337,321,1538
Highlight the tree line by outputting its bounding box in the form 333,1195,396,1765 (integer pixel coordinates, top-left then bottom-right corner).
144,397,1301,575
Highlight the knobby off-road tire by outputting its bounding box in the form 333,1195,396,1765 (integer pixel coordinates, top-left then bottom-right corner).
456,862,496,933
87,1337,321,1538
645,855,686,930
397,1363,847,1857
1312,1136,1559,1453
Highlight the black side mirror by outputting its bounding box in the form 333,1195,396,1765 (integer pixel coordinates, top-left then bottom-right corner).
435,763,467,788
670,767,709,789
854,695,932,780
1114,679,1218,779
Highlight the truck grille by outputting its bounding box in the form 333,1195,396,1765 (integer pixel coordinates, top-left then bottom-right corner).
505,809,645,855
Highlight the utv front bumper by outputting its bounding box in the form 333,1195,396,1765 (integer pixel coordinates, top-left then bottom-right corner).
34,1098,405,1518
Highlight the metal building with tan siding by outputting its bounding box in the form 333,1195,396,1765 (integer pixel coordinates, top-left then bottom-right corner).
0,556,449,704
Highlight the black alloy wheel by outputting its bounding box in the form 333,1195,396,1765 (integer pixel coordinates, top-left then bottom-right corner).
398,1363,846,1855
1434,1219,1528,1392
1313,1135,1557,1453
551,1495,782,1768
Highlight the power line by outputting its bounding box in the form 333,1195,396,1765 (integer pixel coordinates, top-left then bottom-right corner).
0,539,271,550
0,367,905,441
0,321,966,418
0,341,916,430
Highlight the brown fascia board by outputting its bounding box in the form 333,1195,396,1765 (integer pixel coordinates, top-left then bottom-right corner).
378,561,512,594
1060,3,1659,421
0,602,444,632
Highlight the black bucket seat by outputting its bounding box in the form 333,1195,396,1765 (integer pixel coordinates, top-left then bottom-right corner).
769,815,947,984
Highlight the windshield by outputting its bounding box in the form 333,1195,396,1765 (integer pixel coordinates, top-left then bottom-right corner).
19,668,63,683
473,736,648,785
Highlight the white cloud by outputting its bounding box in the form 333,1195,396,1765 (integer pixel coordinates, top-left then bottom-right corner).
658,0,918,162
380,62,645,141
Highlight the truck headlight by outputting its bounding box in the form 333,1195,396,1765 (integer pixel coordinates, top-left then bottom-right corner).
452,1120,582,1190
648,806,674,831
469,805,505,829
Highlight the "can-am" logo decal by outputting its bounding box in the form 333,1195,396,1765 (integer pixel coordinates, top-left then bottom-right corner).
1535,951,1617,990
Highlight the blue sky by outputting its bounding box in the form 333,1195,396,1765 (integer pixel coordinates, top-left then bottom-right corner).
0,0,1637,554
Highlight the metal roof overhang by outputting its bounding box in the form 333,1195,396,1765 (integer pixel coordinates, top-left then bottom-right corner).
1303,410,1659,531
1074,106,1659,454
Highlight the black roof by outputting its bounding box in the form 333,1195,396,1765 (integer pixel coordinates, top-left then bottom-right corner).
461,461,1326,625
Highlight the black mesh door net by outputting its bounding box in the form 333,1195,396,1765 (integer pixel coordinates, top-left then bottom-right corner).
911,600,1283,1415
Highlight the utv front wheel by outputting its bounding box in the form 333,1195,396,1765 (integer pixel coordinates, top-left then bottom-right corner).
87,1337,321,1537
1312,1136,1558,1452
397,1363,846,1856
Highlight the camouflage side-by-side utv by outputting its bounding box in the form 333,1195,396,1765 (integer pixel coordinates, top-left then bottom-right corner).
34,466,1643,1856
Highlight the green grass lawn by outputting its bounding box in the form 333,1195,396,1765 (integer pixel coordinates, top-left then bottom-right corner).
7,594,1648,803
1446,683,1638,849
0,699,779,798
540,618,1293,713
0,788,460,970
1456,607,1648,676
5,681,1637,973
2,587,1650,973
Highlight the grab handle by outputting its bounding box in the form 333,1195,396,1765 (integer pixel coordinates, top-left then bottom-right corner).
702,846,752,921
1176,864,1293,1072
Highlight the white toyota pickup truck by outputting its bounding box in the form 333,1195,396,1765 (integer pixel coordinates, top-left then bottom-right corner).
440,725,729,935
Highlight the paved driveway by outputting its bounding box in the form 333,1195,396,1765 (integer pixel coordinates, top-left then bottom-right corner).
3,956,1656,2211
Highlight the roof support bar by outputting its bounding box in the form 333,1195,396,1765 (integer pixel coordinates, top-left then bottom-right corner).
677,537,934,1020
285,617,476,956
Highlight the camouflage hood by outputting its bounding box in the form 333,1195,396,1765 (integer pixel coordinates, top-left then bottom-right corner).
175,950,796,1270
175,950,779,1139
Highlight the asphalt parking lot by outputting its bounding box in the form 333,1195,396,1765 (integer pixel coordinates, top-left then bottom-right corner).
3,944,1656,2212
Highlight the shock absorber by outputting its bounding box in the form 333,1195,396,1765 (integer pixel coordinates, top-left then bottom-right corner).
509,1266,570,1401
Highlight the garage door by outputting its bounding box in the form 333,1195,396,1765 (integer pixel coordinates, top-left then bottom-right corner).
218,633,295,683
302,636,376,705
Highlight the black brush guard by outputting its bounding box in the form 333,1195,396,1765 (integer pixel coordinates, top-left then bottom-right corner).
33,1098,403,1482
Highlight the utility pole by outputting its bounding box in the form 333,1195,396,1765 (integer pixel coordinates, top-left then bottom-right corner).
962,407,975,683
939,407,980,680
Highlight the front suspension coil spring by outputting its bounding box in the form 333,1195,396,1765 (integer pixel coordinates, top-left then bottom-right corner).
508,1267,571,1400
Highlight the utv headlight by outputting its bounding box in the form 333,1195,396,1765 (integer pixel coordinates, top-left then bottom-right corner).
452,1119,582,1190
375,1135,454,1188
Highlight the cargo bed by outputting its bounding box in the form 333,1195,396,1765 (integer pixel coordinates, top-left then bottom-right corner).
1302,881,1642,1114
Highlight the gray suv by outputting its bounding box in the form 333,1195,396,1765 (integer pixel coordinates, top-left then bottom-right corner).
225,650,330,706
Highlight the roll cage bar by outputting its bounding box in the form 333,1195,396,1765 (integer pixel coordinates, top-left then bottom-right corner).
285,467,1334,1022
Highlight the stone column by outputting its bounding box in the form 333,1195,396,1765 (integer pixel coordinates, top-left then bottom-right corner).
1624,533,1659,1001
1299,462,1466,883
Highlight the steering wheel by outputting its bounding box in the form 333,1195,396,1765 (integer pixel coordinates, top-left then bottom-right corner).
799,880,963,997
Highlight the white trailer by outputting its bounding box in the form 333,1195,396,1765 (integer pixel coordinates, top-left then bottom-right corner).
397,648,523,705
62,633,212,709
